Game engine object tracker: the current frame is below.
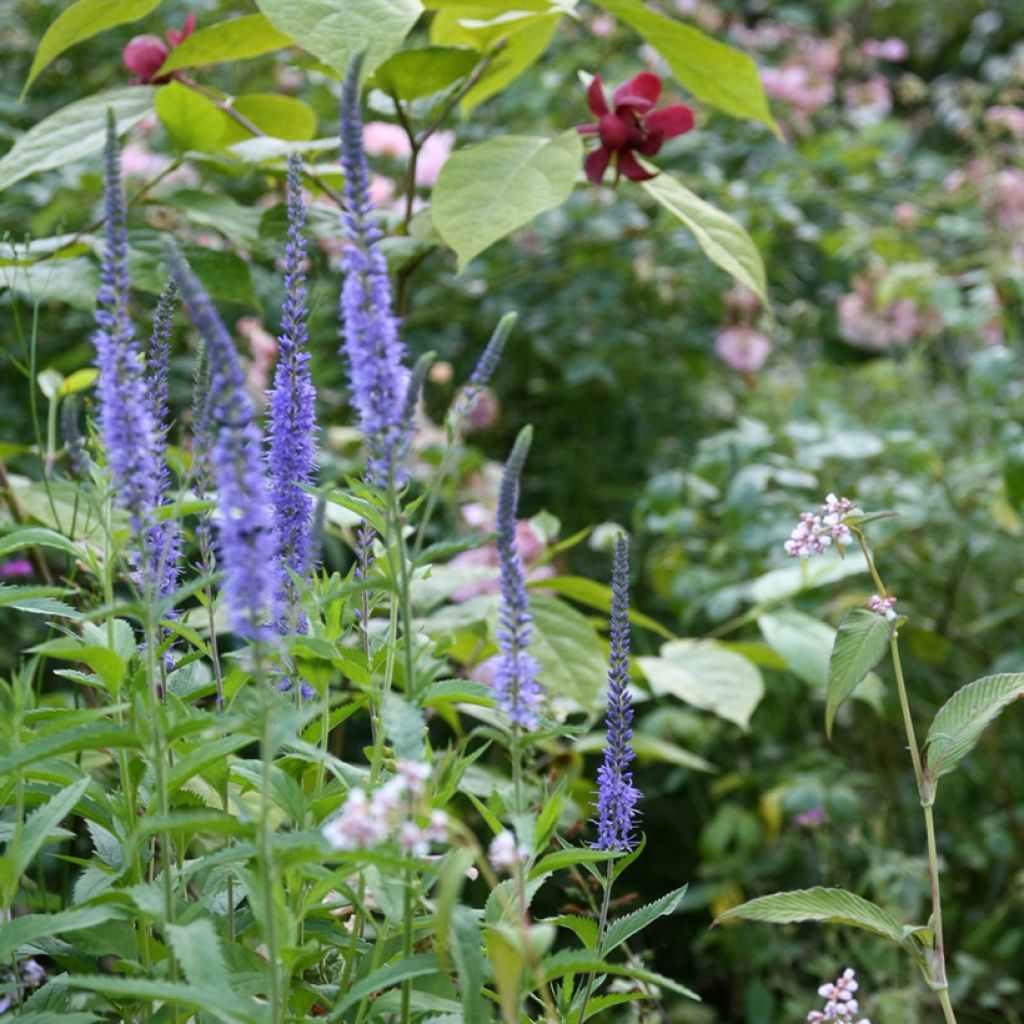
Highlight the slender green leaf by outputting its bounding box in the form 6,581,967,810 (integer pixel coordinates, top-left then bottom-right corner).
601,884,688,956
329,953,439,1018
450,906,490,1024
924,673,1024,788
595,0,778,134
713,887,905,945
22,0,162,96
642,173,768,306
432,131,582,271
0,721,142,773
0,527,82,560
529,847,618,881
12,777,90,881
825,609,893,738
0,907,124,959
0,88,156,192
541,950,699,1001
158,14,292,74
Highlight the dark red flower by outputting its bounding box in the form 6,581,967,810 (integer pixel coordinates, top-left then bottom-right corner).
123,13,196,85
577,72,694,184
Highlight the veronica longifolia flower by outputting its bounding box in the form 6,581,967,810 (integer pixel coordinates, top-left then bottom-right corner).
592,535,642,852
268,154,317,625
451,312,516,424
493,427,544,729
577,71,694,184
93,115,160,575
338,57,411,485
169,251,276,641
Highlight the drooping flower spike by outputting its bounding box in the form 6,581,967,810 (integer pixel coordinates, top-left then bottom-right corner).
577,71,694,184
452,312,517,424
592,534,642,852
168,248,277,642
338,55,411,486
493,426,544,730
268,153,317,627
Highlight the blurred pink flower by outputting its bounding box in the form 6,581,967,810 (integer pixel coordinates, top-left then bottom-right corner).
590,13,616,37
761,65,834,117
837,271,937,351
843,75,892,127
463,388,500,433
985,105,1024,138
861,37,909,62
449,519,553,602
236,316,278,399
714,325,771,373
0,558,34,580
369,175,396,208
415,131,455,187
363,121,411,158
893,201,917,228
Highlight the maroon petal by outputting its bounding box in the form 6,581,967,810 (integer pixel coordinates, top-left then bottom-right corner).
587,74,609,117
644,104,695,140
584,146,613,184
577,123,599,135
637,132,663,156
613,71,661,113
123,34,170,83
617,149,657,181
597,113,628,151
167,11,197,47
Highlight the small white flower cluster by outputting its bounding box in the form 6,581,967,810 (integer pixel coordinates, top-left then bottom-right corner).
807,968,869,1023
487,829,530,873
0,957,45,1013
322,760,448,856
785,494,855,559
868,594,897,621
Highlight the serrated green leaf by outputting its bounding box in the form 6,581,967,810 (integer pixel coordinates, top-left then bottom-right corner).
924,673,1024,791
381,690,426,761
0,907,123,959
713,887,905,945
540,949,699,1001
158,14,292,74
0,721,142,773
638,640,764,730
825,608,893,738
166,918,230,989
432,131,582,271
451,905,490,1024
544,914,598,950
601,884,688,956
22,0,162,96
642,173,767,306
528,847,617,881
329,953,439,1018
595,0,778,134
0,88,155,192
11,777,90,881
255,0,421,76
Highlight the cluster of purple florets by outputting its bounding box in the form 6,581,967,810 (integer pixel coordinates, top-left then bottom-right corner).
807,968,870,1023
784,493,855,558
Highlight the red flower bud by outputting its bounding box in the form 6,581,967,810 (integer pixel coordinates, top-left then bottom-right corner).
123,34,170,84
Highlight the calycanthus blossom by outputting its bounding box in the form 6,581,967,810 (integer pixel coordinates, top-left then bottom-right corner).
123,13,196,85
577,71,694,184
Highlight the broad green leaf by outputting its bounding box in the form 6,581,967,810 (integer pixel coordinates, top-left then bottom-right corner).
825,609,893,738
31,638,126,692
748,552,869,604
0,527,83,562
220,94,318,146
0,721,142,774
0,906,123,959
540,949,699,1001
525,593,608,711
0,584,81,620
0,233,90,266
485,927,526,1024
715,887,905,944
166,735,252,793
432,131,582,271
1,257,101,310
158,14,293,74
53,977,260,1024
595,0,779,134
22,0,162,96
533,575,676,640
7,1014,99,1024
601,884,688,955
166,919,230,989
11,777,90,881
431,9,561,113
381,689,426,761
329,954,439,1018
924,673,1024,789
0,88,156,192
155,81,227,152
372,46,479,101
544,913,598,950
642,173,768,307
254,0,422,76
638,640,764,730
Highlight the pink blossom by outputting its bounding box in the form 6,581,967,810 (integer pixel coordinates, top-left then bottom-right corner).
362,121,411,159
761,65,834,116
893,202,917,228
415,131,455,187
714,325,771,373
122,13,196,85
368,175,396,208
861,37,909,62
794,806,826,828
488,830,529,873
843,75,893,127
0,559,34,580
868,594,897,621
784,494,855,559
590,13,616,37
985,105,1024,138
449,518,554,602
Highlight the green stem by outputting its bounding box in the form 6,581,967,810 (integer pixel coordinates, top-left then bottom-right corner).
575,860,615,1024
258,652,283,1024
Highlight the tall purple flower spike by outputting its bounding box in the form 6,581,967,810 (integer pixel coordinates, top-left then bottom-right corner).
493,426,544,730
268,154,317,628
452,312,516,424
168,249,277,642
145,280,181,607
592,535,642,852
93,113,160,573
338,55,411,486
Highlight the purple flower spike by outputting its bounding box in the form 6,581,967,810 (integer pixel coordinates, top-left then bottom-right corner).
338,56,411,486
494,426,544,730
168,250,277,642
93,113,160,569
268,154,318,628
145,280,181,607
452,312,516,424
592,535,642,852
